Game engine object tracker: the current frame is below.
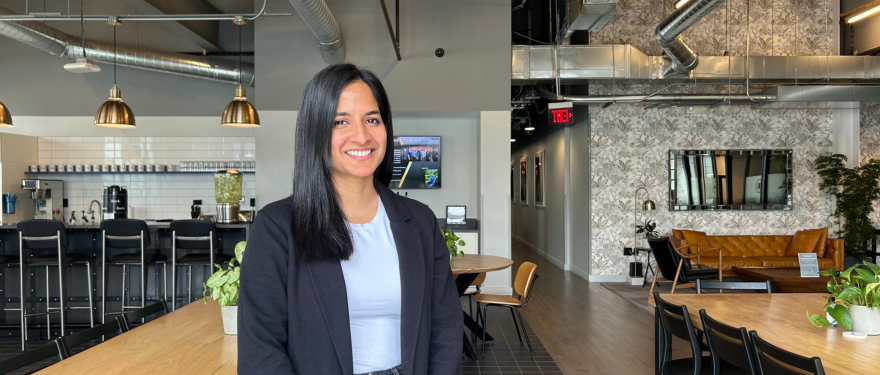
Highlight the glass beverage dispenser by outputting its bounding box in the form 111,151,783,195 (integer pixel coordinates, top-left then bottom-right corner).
215,169,242,223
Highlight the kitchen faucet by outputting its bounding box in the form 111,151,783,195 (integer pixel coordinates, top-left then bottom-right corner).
87,200,102,223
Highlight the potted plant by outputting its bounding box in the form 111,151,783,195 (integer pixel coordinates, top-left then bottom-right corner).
635,219,660,239
807,262,880,335
443,228,466,261
814,154,880,261
203,241,246,335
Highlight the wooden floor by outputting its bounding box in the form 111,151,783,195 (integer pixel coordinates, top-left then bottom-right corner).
511,242,662,375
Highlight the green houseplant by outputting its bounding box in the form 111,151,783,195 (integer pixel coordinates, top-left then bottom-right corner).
443,228,466,261
635,218,660,239
204,241,246,334
807,262,880,335
814,154,880,258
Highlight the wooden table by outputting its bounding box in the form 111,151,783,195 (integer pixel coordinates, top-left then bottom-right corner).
652,294,880,375
450,254,514,360
732,267,835,293
36,300,235,374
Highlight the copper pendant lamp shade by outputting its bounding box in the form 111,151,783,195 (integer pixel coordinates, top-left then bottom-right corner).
221,85,260,128
94,85,135,128
0,101,12,127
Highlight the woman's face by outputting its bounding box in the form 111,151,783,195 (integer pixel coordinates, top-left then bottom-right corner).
330,81,387,181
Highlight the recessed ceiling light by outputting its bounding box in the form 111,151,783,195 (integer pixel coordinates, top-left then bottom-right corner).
510,138,516,143
675,0,689,9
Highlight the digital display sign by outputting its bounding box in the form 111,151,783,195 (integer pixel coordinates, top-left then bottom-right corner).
547,101,574,125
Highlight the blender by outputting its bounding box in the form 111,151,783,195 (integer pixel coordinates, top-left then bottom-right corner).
215,169,242,223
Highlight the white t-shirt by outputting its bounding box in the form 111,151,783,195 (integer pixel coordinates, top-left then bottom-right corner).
340,198,402,373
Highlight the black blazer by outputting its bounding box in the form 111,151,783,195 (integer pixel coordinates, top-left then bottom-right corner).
238,182,462,375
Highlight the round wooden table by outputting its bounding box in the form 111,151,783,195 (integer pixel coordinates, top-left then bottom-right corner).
450,254,514,276
449,254,513,360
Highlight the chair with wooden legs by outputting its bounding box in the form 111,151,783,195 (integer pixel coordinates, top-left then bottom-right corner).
476,262,539,355
647,237,723,297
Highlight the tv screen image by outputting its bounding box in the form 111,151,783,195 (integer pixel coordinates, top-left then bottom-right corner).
390,136,441,189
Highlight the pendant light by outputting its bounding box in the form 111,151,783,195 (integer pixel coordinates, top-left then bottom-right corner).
0,101,12,128
221,17,260,128
95,20,135,128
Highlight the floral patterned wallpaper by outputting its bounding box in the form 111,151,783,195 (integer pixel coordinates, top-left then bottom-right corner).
587,0,836,276
860,103,880,225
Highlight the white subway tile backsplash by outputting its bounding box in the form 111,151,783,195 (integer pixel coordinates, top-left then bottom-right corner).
33,136,257,220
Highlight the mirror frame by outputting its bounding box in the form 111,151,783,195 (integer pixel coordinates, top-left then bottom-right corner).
668,149,793,211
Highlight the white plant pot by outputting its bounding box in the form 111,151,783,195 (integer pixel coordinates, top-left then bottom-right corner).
221,305,238,335
849,305,880,335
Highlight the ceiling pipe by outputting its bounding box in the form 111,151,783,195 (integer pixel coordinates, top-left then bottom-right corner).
533,85,775,104
655,0,726,77
287,0,345,64
0,5,254,86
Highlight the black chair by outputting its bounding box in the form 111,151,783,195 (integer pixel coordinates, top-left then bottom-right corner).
699,310,759,375
696,280,772,294
648,237,722,297
55,316,125,359
119,301,168,332
170,220,232,310
654,293,750,375
101,219,167,324
0,341,62,373
749,331,825,375
17,220,95,351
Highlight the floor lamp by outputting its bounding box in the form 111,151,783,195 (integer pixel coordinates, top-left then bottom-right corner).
632,187,656,277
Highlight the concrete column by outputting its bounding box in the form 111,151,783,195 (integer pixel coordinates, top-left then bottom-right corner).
479,111,512,295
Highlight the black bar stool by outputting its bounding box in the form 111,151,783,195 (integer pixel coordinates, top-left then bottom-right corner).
17,220,95,351
0,254,22,350
170,220,231,311
101,219,167,324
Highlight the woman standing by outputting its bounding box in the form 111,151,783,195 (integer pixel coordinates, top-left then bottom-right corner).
238,64,462,375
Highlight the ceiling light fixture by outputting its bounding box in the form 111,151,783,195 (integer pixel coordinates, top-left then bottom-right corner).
222,16,260,128
0,101,12,127
524,119,535,131
510,138,516,143
94,18,135,128
847,4,880,23
675,0,689,9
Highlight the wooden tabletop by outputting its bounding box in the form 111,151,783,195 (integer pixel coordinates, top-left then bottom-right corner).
36,300,236,374
450,254,513,275
655,294,880,374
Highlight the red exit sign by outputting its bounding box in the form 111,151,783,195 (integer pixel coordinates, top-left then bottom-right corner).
548,102,574,125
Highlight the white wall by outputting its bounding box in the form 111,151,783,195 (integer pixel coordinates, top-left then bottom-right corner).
479,111,512,295
511,129,567,270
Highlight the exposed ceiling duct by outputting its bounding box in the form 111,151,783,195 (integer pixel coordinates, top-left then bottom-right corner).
560,0,618,43
533,85,775,105
287,0,345,64
0,5,255,86
654,0,726,77
512,45,880,84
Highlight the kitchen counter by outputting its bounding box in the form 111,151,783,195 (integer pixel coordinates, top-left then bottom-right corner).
437,218,479,232
0,221,251,230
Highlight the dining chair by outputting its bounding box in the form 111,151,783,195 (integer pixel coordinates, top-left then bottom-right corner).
695,280,772,294
56,316,126,359
648,237,723,297
119,301,168,332
463,272,486,343
699,309,759,375
475,262,539,355
0,341,62,374
749,331,826,375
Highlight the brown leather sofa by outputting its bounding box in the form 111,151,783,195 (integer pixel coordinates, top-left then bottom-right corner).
671,230,844,274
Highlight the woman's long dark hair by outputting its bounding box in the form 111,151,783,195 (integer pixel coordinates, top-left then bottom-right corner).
291,63,394,262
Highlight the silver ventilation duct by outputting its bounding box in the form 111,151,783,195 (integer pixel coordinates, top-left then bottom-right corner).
0,5,254,86
654,0,726,77
561,0,618,43
287,0,344,64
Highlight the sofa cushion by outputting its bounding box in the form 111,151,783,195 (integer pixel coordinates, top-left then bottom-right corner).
709,235,791,257
815,228,829,257
750,256,835,270
693,257,763,271
680,230,714,255
785,229,824,256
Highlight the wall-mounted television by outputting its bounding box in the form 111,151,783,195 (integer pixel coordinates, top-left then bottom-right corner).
669,149,793,211
390,136,441,189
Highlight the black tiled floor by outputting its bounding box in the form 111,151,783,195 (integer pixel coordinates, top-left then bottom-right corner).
459,300,560,375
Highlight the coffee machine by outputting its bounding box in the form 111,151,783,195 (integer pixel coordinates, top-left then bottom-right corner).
21,179,64,221
102,185,128,220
